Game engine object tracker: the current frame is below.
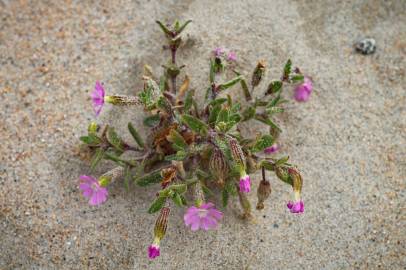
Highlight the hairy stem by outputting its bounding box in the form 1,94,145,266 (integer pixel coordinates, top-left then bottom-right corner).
171,47,177,94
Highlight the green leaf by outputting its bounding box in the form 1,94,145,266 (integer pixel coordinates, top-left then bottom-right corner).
104,151,124,163
260,160,275,171
201,184,215,197
240,77,252,101
143,114,160,127
175,19,192,34
139,77,160,109
216,108,229,124
90,148,104,171
217,76,242,91
171,192,184,207
135,169,162,186
168,183,187,194
157,96,172,113
164,150,187,161
291,74,304,83
251,134,274,152
124,165,131,191
275,156,289,165
265,107,284,115
266,81,283,95
155,20,173,37
229,113,241,123
128,122,144,148
209,98,227,107
184,89,194,112
80,135,101,145
148,196,167,214
215,137,232,160
196,169,210,179
283,59,292,80
159,75,168,92
209,104,222,125
225,180,237,196
255,115,282,133
181,114,208,134
242,106,256,121
166,129,187,151
269,94,281,107
107,127,124,151
222,188,229,207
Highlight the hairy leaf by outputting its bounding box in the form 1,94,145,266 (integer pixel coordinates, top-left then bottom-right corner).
107,127,124,151
128,122,144,148
166,129,187,150
90,148,104,171
136,169,162,186
148,196,167,214
181,114,208,134
217,76,242,91
80,135,101,146
251,134,274,152
266,81,283,95
143,114,160,127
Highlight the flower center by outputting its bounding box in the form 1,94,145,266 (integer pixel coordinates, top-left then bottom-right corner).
197,208,208,218
91,182,99,191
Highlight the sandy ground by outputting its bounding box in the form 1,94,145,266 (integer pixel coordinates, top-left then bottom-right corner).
1,0,405,269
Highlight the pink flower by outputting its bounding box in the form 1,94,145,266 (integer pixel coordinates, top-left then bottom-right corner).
294,77,313,102
91,81,105,116
213,47,225,58
264,143,280,154
287,200,304,214
227,51,237,61
239,173,251,193
184,202,223,231
148,243,160,259
79,175,108,206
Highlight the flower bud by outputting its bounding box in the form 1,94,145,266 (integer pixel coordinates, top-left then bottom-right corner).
104,95,140,106
251,60,266,87
256,180,271,210
148,207,170,259
286,167,304,214
88,122,99,134
154,207,170,241
228,137,246,168
288,167,303,194
209,148,228,186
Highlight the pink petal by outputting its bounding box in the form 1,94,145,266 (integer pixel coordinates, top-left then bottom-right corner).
200,202,215,209
184,212,199,226
201,216,218,230
190,219,201,231
79,184,93,198
208,209,223,221
79,175,96,184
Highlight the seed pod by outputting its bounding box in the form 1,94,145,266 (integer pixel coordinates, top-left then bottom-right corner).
228,137,246,168
256,180,271,210
209,148,228,186
104,95,140,105
251,60,266,87
154,207,170,241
